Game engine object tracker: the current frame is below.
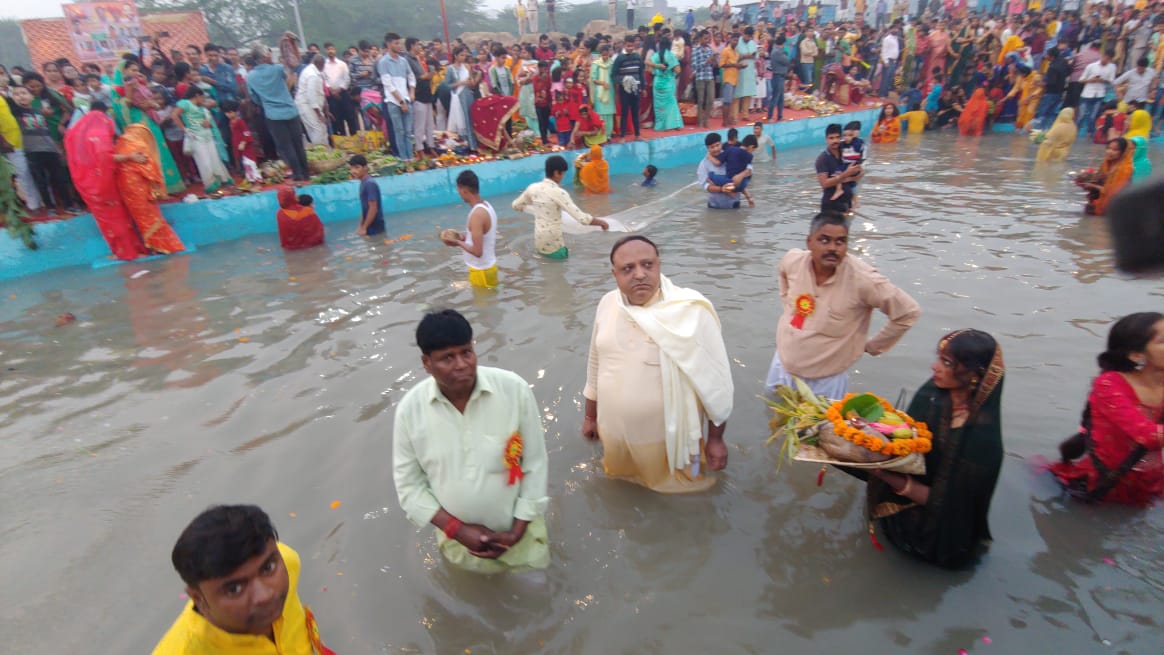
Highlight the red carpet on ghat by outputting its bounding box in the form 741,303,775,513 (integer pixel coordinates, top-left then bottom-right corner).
17,100,880,227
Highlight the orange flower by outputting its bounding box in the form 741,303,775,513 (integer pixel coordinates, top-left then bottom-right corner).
826,393,933,457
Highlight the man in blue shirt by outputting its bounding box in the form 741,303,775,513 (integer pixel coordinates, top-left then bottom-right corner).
200,45,239,103
246,44,310,181
696,132,750,209
350,155,385,236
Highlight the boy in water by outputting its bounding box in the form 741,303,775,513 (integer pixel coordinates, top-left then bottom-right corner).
641,164,658,187
831,120,865,208
708,134,757,206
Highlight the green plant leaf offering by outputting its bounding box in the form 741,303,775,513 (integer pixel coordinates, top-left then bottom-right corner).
841,393,884,421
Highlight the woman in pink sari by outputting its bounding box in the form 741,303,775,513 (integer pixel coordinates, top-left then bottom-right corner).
65,105,147,261
925,22,951,86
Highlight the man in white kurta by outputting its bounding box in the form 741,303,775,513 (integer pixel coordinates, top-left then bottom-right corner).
296,55,329,145
512,155,609,258
393,310,550,573
583,236,734,493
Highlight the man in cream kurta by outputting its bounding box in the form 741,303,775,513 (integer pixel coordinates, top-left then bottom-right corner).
765,212,921,398
512,154,608,258
583,236,733,493
394,310,550,573
296,55,329,146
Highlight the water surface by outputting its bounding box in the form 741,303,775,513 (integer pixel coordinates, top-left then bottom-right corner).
2,133,1162,654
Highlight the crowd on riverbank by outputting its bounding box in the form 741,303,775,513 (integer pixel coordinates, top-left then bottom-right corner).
3,1,1164,253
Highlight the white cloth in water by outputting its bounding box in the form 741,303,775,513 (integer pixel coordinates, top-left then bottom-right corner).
560,210,630,234
617,275,734,473
765,352,849,399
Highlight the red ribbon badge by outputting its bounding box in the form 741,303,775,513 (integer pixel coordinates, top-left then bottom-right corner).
790,293,815,329
504,432,524,486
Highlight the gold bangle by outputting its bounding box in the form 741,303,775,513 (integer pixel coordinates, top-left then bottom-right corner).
901,477,913,496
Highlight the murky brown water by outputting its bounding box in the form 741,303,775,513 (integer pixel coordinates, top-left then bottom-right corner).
2,134,1162,655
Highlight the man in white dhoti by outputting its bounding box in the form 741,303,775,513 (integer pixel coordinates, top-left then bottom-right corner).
582,236,733,493
296,54,329,145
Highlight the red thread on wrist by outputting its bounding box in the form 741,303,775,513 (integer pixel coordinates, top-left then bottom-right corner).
443,517,463,539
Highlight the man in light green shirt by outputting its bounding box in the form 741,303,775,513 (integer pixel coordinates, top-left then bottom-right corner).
393,309,550,573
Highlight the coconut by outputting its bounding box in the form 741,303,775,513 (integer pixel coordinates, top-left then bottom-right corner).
439,228,460,243
817,422,894,464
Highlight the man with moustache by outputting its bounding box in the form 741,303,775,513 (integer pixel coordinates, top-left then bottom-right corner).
151,504,335,655
393,310,550,573
583,236,734,493
765,212,921,398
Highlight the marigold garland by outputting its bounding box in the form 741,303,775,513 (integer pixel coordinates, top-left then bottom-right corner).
825,393,933,457
504,432,524,485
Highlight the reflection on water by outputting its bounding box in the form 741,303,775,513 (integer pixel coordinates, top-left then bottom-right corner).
1,136,1162,654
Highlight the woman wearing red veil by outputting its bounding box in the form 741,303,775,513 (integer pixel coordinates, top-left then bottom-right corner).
275,186,325,250
958,88,989,136
65,105,147,261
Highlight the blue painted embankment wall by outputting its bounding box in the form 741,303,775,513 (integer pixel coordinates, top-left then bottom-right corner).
0,107,879,281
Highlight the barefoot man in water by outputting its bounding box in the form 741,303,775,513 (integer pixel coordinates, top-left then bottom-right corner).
765,212,921,398
151,504,335,655
512,155,609,259
583,236,734,492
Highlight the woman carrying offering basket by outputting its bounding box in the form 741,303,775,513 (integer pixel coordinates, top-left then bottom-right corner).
865,329,1005,569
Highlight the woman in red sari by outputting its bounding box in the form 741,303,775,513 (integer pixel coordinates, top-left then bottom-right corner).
958,88,989,136
925,22,952,86
65,105,147,261
470,94,520,152
115,124,185,254
1052,312,1164,505
275,186,325,250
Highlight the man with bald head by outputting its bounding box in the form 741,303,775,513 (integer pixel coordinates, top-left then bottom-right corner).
582,236,734,493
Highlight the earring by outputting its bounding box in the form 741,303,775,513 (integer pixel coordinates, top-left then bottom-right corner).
1133,357,1147,368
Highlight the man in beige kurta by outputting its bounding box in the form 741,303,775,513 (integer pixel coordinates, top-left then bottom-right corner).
582,236,733,493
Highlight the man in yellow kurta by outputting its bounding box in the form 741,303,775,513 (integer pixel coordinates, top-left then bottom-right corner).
393,309,550,573
512,154,609,259
151,505,332,655
583,236,734,493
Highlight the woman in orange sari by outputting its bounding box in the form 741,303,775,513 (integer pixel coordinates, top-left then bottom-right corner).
575,144,610,193
115,124,185,254
1079,138,1134,216
958,88,989,136
871,103,901,143
65,105,148,261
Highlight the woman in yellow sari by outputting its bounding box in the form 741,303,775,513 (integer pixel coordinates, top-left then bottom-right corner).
115,124,186,254
1015,67,1042,129
997,35,1024,65
1036,108,1076,162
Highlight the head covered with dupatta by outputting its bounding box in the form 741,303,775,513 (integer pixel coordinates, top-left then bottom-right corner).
866,329,1006,569
116,122,165,186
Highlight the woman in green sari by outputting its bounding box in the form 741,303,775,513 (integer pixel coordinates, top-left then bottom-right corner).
865,329,1005,569
590,45,617,138
948,20,976,90
649,37,682,131
114,61,185,195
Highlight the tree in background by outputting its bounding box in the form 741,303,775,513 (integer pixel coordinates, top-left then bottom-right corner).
0,19,32,67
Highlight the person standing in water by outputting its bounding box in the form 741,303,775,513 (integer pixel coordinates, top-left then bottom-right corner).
393,310,551,574
765,212,921,398
511,155,608,260
349,154,385,237
150,504,336,655
583,236,733,492
442,170,498,289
